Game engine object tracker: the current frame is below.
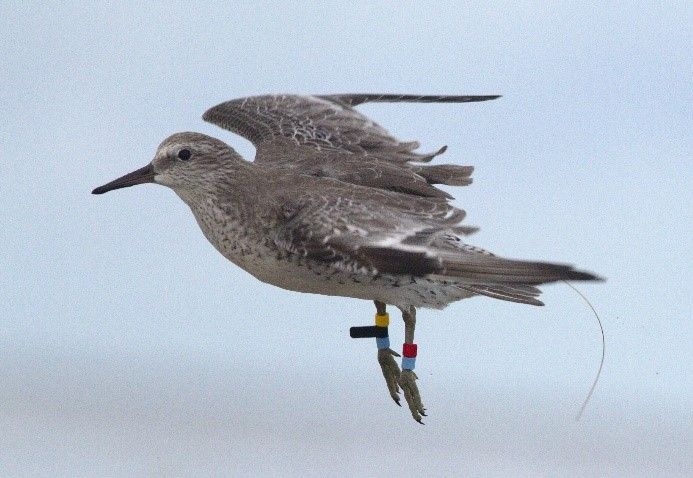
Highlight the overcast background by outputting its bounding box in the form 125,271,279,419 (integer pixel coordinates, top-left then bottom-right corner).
1,2,690,477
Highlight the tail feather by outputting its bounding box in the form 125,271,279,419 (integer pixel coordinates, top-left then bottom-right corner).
461,284,544,306
435,254,600,283
356,239,601,306
435,254,601,304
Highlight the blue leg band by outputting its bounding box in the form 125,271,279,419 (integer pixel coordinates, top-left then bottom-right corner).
376,336,390,350
401,357,416,370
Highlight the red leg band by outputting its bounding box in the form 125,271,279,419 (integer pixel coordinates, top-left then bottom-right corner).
402,343,418,358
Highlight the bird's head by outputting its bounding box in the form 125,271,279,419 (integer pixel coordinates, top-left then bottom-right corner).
92,132,245,195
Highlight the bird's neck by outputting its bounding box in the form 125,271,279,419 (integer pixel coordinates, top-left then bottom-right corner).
174,161,268,248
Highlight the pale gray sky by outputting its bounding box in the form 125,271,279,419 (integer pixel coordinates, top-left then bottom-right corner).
1,2,691,477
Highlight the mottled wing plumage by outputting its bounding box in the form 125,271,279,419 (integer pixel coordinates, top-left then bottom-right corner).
203,94,497,160
273,184,464,273
272,181,599,304
202,94,495,199
203,94,398,155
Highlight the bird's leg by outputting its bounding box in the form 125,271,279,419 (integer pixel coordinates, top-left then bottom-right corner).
374,300,402,406
399,305,426,423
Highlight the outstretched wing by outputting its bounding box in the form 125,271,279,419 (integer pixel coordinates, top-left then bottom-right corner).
203,94,498,160
202,94,499,199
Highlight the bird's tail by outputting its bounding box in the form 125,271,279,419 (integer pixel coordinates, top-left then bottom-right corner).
435,254,603,306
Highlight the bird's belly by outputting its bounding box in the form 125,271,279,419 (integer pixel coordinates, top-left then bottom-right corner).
237,250,473,309
191,210,473,308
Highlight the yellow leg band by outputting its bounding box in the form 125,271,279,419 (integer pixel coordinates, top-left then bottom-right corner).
375,313,390,327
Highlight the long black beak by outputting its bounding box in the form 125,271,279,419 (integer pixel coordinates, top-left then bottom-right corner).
92,164,155,194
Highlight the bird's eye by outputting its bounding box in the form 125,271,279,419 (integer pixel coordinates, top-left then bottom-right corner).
177,149,192,161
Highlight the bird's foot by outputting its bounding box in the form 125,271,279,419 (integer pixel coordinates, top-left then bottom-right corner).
377,347,401,405
399,369,426,423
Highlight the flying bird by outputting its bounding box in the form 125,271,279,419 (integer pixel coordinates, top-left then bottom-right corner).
93,94,601,422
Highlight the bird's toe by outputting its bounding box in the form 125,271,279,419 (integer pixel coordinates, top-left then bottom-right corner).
378,348,402,404
399,369,426,423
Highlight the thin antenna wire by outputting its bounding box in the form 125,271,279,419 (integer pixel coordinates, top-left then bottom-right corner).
563,280,605,421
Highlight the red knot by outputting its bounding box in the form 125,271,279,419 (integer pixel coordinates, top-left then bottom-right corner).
93,94,601,423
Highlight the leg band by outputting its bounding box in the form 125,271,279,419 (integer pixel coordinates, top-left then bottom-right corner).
401,357,416,370
402,343,418,370
376,336,390,350
375,313,390,349
349,326,387,338
403,343,417,358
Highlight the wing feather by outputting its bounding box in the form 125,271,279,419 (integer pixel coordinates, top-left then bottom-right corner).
272,182,600,305
203,94,498,198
